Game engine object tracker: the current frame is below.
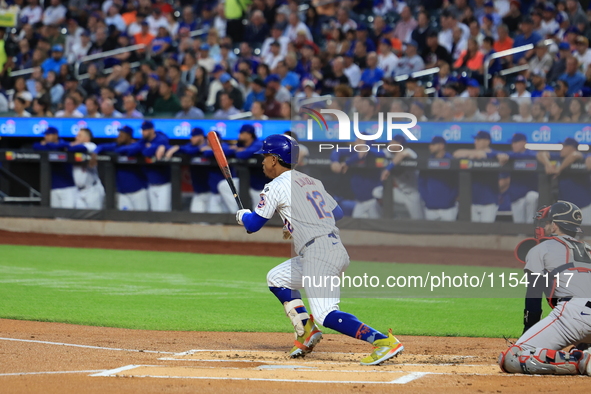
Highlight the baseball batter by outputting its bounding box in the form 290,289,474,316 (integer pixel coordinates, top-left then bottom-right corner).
235,134,403,365
499,201,591,375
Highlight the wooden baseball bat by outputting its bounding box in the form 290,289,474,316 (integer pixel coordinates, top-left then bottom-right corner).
207,131,251,233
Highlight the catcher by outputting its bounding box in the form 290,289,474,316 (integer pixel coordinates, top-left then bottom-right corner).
499,201,591,375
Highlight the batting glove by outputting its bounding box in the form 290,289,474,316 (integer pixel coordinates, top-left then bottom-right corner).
236,209,251,225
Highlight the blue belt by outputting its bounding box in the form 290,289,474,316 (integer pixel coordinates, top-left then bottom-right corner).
304,232,337,248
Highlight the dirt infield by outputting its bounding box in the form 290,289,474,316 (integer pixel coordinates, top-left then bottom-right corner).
1,319,589,393
1,229,587,393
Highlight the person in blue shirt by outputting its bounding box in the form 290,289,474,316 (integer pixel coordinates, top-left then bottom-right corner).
119,120,171,211
359,52,384,88
419,136,459,221
33,126,77,209
530,70,554,97
498,133,539,224
453,130,506,222
537,138,591,225
559,57,586,96
41,45,68,78
277,60,300,95
163,127,221,213
92,125,149,211
217,124,265,211
243,77,266,111
512,17,542,63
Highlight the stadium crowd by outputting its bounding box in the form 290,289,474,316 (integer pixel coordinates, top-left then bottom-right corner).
3,0,591,118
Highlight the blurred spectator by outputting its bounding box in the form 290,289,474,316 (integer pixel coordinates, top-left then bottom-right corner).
176,95,204,119
168,65,187,97
263,84,282,118
213,92,240,118
150,26,172,61
101,98,123,118
32,97,53,117
85,97,102,118
512,17,542,63
378,39,399,79
147,8,168,36
411,11,431,55
262,24,289,59
265,74,290,103
55,95,83,117
359,52,384,88
530,70,553,97
510,75,531,100
574,36,591,74
13,96,31,117
42,45,67,78
395,41,425,76
567,98,587,122
68,30,92,63
47,71,64,107
250,101,268,120
134,21,155,51
276,60,300,94
285,13,312,42
42,0,67,26
244,77,266,111
512,100,533,121
122,95,143,118
423,30,453,68
547,42,573,82
559,57,585,95
529,41,553,76
263,41,284,70
245,10,269,46
153,80,181,116
215,73,244,111
20,0,43,26
198,44,215,72
394,7,418,43
454,38,484,72
333,7,357,33
438,10,470,54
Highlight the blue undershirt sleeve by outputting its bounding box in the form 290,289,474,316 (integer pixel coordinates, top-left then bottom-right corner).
242,211,269,233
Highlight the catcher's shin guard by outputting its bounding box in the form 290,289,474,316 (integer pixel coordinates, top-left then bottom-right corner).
499,345,591,375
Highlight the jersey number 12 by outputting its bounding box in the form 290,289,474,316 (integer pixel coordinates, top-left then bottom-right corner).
306,191,332,219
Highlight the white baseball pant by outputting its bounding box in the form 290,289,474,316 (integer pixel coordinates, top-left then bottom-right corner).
190,192,212,213
217,178,261,211
207,193,230,213
148,183,172,212
510,191,539,224
266,234,350,325
50,186,77,209
117,189,149,211
393,187,424,220
471,204,498,222
75,183,105,210
425,203,459,221
517,298,591,351
352,199,381,219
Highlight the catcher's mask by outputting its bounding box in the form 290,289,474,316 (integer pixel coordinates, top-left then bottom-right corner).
533,205,551,239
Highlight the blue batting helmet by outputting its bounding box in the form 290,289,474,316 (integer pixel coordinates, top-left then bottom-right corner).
256,134,299,165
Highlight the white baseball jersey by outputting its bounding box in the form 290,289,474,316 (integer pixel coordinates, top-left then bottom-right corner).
255,170,339,253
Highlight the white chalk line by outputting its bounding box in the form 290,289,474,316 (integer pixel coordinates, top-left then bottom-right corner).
92,364,430,384
0,337,175,354
0,370,105,377
90,365,146,377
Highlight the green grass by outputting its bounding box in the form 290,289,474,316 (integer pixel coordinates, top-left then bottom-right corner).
0,245,544,338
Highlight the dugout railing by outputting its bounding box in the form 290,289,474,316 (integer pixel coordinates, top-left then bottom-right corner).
0,149,585,235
